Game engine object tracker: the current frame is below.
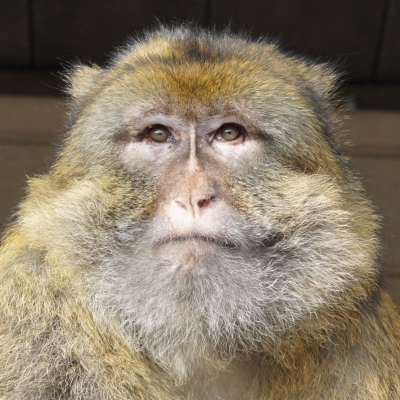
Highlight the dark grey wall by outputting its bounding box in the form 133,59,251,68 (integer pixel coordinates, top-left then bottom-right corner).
378,0,400,81
212,0,388,81
0,0,399,82
0,1,30,66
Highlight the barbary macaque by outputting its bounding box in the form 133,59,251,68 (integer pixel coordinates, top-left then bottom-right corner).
0,26,399,399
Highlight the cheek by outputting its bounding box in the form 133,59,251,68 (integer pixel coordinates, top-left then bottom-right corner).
223,155,267,196
120,141,174,171
224,159,292,224
111,168,163,222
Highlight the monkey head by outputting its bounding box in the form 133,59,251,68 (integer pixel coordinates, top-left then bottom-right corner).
22,27,379,374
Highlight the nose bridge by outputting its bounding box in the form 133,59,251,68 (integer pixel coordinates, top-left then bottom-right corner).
188,162,211,202
172,135,216,216
187,127,201,173
183,130,207,188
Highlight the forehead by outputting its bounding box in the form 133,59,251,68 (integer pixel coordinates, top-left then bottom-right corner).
105,37,300,116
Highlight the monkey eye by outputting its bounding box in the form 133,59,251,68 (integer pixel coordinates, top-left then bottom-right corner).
146,125,171,142
215,123,244,142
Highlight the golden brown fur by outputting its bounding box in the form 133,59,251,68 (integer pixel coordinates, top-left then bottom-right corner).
0,26,399,399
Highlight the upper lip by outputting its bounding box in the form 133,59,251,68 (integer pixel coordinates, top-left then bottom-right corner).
157,233,238,248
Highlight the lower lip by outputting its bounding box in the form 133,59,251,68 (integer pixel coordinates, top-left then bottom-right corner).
158,237,219,250
156,238,219,263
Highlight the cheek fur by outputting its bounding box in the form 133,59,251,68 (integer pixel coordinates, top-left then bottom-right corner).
79,161,377,380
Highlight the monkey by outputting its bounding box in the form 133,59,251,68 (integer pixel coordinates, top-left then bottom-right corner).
0,25,399,400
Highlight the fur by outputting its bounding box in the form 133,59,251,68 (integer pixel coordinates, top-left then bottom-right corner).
0,26,399,399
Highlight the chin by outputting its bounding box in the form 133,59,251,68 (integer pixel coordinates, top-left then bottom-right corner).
154,238,227,276
85,240,275,342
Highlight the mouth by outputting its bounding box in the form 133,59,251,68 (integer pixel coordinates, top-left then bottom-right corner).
157,234,238,249
152,232,282,275
156,233,282,250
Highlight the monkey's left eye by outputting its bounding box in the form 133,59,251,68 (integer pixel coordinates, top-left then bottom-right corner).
146,125,171,142
215,123,244,142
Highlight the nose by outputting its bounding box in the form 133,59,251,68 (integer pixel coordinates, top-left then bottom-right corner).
165,141,220,220
174,194,216,214
171,164,218,217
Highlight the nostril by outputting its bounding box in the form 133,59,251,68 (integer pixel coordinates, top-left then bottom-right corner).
174,195,216,212
175,200,187,210
197,196,216,209
197,199,209,208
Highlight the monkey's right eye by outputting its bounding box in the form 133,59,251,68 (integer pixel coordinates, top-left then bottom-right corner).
146,125,171,142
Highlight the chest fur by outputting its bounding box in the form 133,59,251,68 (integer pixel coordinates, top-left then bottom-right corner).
179,358,260,400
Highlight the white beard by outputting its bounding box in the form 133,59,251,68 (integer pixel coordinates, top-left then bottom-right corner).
84,227,277,377
82,201,373,379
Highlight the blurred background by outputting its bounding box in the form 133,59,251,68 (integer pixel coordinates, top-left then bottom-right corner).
0,0,399,302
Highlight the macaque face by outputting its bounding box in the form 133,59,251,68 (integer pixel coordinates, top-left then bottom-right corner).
119,107,266,275
75,83,290,360
57,35,376,369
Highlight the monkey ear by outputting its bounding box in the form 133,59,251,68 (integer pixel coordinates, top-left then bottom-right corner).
306,63,339,101
64,64,103,100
